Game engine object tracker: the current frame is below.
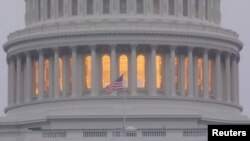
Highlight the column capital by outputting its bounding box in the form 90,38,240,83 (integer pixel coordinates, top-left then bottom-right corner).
110,44,117,48
150,44,158,49
131,44,138,49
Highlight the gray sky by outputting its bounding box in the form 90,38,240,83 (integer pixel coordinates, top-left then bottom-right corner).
0,0,249,117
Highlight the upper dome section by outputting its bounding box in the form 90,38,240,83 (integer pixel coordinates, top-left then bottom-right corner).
25,0,221,26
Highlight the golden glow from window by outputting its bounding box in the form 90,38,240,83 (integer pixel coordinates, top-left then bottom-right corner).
137,55,146,88
33,60,39,96
175,57,179,91
59,57,63,93
197,57,203,92
119,55,128,88
85,56,91,89
68,57,72,91
102,55,111,88
208,59,214,94
156,55,162,89
184,57,189,92
44,59,50,94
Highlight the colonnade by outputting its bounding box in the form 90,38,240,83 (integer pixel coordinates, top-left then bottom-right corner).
7,44,239,106
26,0,221,25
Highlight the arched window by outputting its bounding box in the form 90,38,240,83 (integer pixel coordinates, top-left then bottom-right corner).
208,59,214,94
195,0,199,18
58,0,63,17
137,55,146,88
47,0,51,19
197,57,203,93
136,0,144,14
120,0,127,14
72,0,78,16
85,56,91,89
102,55,111,88
103,0,110,14
153,0,160,15
44,59,50,94
38,0,41,20
119,55,128,88
175,57,179,91
87,0,93,15
184,57,189,92
183,0,188,16
33,60,39,96
59,57,63,93
205,0,209,20
169,0,175,15
156,55,162,89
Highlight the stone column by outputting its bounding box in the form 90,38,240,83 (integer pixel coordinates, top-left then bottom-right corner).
10,58,16,104
7,60,11,105
215,51,222,101
38,50,44,100
150,45,157,96
232,56,237,104
25,53,32,102
188,47,194,97
72,47,78,97
62,54,68,97
193,55,198,98
225,53,231,102
130,44,137,96
180,54,185,96
164,52,170,96
236,58,240,104
203,49,209,99
91,45,97,96
49,56,54,98
111,44,117,95
54,48,60,98
170,46,176,96
16,55,22,104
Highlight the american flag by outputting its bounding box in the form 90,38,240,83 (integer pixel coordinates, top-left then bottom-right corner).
104,75,124,94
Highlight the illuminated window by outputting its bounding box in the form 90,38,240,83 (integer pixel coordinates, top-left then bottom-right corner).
58,0,63,17
102,55,111,88
87,0,93,15
103,0,110,14
209,59,214,94
85,56,91,89
59,57,63,93
156,55,162,89
44,59,50,94
175,57,179,91
183,0,188,16
184,57,189,92
169,0,175,15
136,0,144,14
119,55,128,88
197,57,203,92
137,55,146,88
72,0,78,16
33,60,39,96
195,0,199,18
153,0,160,15
47,0,51,19
120,0,127,14
68,57,72,92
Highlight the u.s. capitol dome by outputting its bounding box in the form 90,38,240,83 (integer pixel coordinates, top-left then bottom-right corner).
0,0,249,141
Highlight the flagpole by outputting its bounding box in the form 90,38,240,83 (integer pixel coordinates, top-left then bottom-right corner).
123,87,126,130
